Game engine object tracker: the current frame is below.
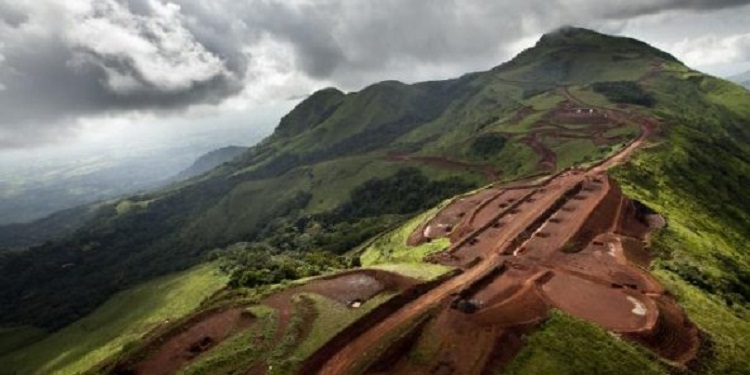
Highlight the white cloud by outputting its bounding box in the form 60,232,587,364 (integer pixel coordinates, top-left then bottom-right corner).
65,0,230,93
0,42,5,91
668,33,750,68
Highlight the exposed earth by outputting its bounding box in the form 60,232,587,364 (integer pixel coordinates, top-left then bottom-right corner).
103,62,701,375
109,269,420,375
301,81,700,374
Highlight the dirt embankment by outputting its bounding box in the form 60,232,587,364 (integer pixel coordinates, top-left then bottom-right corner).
111,308,255,375
305,84,698,373
360,175,698,374
107,269,420,375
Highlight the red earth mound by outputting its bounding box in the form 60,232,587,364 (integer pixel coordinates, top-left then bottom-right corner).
334,171,697,374
114,308,255,375
303,80,699,374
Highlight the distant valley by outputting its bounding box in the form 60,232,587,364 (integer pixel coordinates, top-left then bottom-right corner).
0,128,266,227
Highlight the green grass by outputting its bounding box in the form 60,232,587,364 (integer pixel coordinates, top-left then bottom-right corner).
526,92,565,111
550,138,602,170
504,111,547,133
0,264,227,375
653,271,750,374
568,86,619,108
502,310,667,375
0,326,47,356
179,305,277,375
367,263,452,281
602,123,639,139
182,289,402,374
115,199,152,215
359,205,451,266
276,292,395,373
608,71,750,373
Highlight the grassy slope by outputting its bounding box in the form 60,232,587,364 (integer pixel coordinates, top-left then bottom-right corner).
360,205,452,266
179,305,278,375
609,70,750,374
502,311,666,375
0,327,47,357
0,265,226,375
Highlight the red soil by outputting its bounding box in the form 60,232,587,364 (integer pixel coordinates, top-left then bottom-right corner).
407,187,503,246
117,308,255,375
248,269,420,374
303,84,699,374
387,77,650,185
541,272,655,332
522,131,557,170
111,270,418,375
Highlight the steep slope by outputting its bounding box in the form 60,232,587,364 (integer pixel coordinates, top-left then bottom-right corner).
173,146,249,181
0,265,227,375
0,27,744,361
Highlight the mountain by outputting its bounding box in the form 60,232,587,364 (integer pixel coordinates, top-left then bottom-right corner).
2,27,750,374
173,146,249,181
729,70,750,89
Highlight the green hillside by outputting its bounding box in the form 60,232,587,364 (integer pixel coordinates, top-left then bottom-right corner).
2,27,750,374
0,264,226,375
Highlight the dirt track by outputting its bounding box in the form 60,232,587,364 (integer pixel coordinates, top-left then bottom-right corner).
388,82,645,176
306,74,699,374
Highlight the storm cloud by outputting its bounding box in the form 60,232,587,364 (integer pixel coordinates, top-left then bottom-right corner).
1,0,749,148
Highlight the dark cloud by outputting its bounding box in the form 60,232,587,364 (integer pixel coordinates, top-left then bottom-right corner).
0,2,27,27
0,0,245,147
1,0,749,148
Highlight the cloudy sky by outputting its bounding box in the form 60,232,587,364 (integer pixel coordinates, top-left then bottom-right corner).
1,0,749,151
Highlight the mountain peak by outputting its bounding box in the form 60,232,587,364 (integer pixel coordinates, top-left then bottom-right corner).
275,87,346,137
537,26,605,45
548,27,679,62
496,26,681,77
